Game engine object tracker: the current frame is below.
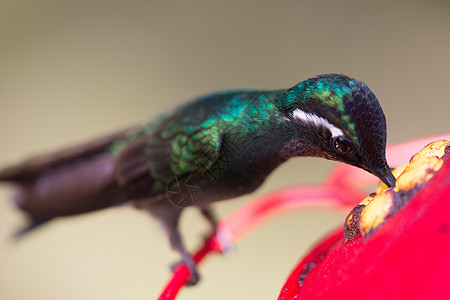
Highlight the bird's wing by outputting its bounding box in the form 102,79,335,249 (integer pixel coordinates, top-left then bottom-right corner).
114,126,222,189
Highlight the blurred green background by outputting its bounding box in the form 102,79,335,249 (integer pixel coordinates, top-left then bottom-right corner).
0,1,449,299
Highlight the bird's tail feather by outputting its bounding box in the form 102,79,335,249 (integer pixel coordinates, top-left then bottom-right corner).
12,218,51,241
0,128,135,228
7,154,127,219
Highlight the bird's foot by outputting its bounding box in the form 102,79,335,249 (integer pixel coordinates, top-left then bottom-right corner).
171,254,200,286
199,207,235,255
213,229,235,255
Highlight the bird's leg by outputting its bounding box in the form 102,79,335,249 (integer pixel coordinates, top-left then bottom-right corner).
161,209,200,285
200,206,218,230
199,206,235,255
167,224,200,286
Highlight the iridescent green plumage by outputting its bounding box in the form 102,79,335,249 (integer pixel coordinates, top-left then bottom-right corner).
110,88,288,199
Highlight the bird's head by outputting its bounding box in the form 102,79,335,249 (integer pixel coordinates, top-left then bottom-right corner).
277,74,396,187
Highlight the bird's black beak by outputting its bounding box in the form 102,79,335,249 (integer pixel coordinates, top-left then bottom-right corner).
374,168,396,187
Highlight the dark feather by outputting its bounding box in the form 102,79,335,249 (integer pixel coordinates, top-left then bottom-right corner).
0,127,138,238
11,154,124,217
13,218,50,240
114,136,153,186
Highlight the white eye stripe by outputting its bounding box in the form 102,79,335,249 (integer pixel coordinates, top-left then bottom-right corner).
292,108,344,138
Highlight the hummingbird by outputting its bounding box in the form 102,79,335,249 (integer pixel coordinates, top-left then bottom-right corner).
0,74,395,284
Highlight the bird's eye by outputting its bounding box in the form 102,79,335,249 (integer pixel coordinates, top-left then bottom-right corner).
332,136,353,154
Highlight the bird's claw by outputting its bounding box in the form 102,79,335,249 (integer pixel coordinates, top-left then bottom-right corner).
171,255,200,286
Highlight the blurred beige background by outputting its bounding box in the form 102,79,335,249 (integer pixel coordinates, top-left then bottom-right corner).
0,0,449,299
